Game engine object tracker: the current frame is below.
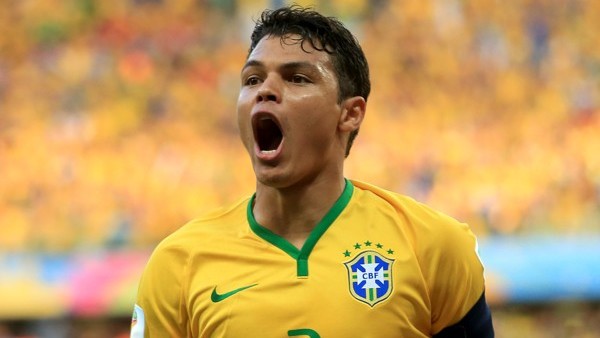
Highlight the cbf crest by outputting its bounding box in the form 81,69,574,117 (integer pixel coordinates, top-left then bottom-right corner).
344,246,394,307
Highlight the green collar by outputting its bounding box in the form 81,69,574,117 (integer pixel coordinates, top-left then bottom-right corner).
247,179,354,277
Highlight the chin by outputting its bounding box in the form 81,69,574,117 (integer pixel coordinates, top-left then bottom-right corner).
254,167,296,189
255,173,289,189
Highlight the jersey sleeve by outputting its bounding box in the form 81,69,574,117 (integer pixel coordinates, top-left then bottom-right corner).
414,206,488,335
132,240,190,338
432,291,494,337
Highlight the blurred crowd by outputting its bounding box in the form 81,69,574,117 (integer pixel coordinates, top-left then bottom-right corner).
0,0,598,253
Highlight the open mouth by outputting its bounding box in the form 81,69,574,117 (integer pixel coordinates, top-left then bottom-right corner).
253,114,283,153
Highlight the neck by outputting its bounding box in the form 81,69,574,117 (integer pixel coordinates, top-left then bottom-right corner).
252,175,346,249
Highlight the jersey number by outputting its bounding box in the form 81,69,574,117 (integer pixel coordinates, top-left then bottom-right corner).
288,328,320,338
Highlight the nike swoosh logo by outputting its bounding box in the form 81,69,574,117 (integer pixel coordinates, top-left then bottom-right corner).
211,284,258,303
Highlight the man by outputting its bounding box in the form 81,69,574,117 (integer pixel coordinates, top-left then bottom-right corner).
131,5,494,337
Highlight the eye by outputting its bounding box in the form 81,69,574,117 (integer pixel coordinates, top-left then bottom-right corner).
244,75,262,86
290,74,310,84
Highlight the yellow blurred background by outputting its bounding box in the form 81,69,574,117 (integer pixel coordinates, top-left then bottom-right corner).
0,0,599,337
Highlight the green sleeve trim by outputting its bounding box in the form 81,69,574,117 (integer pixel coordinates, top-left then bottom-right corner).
247,179,354,277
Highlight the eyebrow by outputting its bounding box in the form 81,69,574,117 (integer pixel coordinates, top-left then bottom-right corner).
241,59,263,72
241,60,319,74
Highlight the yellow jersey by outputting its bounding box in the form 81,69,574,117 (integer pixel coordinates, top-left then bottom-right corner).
132,179,487,337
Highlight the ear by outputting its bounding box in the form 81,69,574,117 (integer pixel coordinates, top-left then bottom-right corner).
338,96,366,133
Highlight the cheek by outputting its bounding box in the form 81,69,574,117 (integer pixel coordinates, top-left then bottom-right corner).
236,97,253,146
302,102,341,136
294,116,338,152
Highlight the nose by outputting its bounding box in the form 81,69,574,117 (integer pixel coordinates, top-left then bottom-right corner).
256,76,281,103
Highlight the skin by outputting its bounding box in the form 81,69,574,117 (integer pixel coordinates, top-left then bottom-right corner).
237,34,366,248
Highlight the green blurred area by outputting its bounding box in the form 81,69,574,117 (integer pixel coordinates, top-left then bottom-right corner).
0,0,599,336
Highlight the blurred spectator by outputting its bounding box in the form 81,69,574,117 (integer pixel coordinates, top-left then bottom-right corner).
0,0,598,254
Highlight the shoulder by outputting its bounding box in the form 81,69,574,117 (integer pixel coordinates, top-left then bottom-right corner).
138,196,251,293
351,181,487,333
149,196,251,261
351,180,487,333
350,178,484,291
350,179,472,245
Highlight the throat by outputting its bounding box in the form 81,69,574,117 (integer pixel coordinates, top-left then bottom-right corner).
277,229,314,250
251,179,349,252
253,202,322,250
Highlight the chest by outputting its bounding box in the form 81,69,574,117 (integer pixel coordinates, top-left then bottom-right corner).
186,223,432,337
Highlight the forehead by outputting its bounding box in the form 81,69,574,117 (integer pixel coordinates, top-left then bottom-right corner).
246,34,333,69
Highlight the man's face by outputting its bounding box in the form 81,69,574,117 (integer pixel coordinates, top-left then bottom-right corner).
237,34,346,189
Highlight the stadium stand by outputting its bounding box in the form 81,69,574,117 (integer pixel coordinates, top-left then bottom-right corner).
0,0,599,336
1,0,598,252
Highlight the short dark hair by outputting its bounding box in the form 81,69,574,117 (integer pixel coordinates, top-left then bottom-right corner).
247,5,371,157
